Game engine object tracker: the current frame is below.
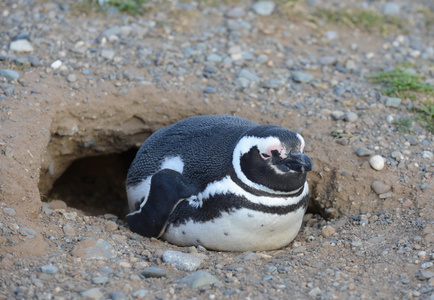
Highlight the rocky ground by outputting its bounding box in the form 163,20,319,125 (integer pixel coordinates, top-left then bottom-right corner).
0,0,433,299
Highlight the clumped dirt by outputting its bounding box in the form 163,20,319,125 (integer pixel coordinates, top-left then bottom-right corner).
0,0,433,298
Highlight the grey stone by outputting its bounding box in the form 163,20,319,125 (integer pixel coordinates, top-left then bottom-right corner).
331,111,345,120
238,69,260,83
382,3,401,16
356,147,373,157
10,39,34,52
308,287,323,297
206,54,222,63
251,1,276,16
81,288,103,299
204,65,217,74
179,271,220,289
67,74,77,82
71,238,116,259
140,267,167,278
421,184,431,190
3,86,15,96
0,69,19,80
28,55,41,66
345,59,357,71
225,7,246,19
371,181,391,195
3,207,16,217
204,87,217,94
369,155,385,171
291,71,313,83
40,265,59,275
343,111,358,122
101,49,115,60
385,97,401,107
162,250,203,271
419,270,434,280
132,290,150,298
92,276,109,284
318,56,337,65
19,227,37,238
263,78,285,89
110,291,127,300
234,77,250,88
421,151,433,159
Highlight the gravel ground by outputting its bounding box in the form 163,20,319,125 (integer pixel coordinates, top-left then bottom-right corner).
0,0,433,299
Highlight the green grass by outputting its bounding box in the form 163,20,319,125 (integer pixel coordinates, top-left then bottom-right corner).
314,8,404,34
73,0,149,15
392,117,413,133
368,68,434,98
414,100,434,134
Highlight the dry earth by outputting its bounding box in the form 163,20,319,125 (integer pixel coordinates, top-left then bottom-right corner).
0,0,433,299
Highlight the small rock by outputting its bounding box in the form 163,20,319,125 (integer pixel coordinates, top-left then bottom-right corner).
356,147,374,157
56,119,78,136
382,2,401,16
101,49,115,60
132,290,150,298
109,291,127,300
225,7,246,18
40,265,59,275
421,184,431,190
251,1,276,16
206,54,222,63
402,199,414,207
19,227,37,238
343,111,358,122
10,39,34,52
179,271,220,289
318,56,337,65
0,69,19,80
162,250,203,271
3,207,16,217
63,224,75,236
345,59,357,71
321,225,336,237
238,69,260,83
50,60,62,70
291,71,313,83
331,111,345,120
308,287,323,298
48,200,67,210
371,181,391,195
204,87,217,94
81,288,103,300
369,155,385,171
67,74,77,82
385,97,401,107
421,151,433,159
72,238,116,259
92,276,109,284
421,262,433,269
419,270,434,280
140,267,167,278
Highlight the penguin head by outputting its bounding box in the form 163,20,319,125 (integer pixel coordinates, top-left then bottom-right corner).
232,125,313,195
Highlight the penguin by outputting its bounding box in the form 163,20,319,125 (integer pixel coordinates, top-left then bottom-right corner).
126,115,313,251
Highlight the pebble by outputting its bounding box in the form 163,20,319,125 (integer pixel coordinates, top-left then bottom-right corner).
106,220,118,231
291,71,313,83
204,87,217,94
40,265,59,275
67,74,77,82
318,56,337,65
131,290,150,298
206,54,222,63
81,288,103,299
345,59,357,71
92,276,109,284
179,271,220,289
162,250,203,271
331,111,345,120
343,111,358,122
308,287,323,297
238,69,261,84
51,60,62,70
371,181,391,195
382,2,401,16
251,1,276,16
140,266,167,278
0,69,19,80
71,238,116,259
10,39,34,52
419,270,434,280
369,155,385,171
63,224,75,236
385,97,401,107
421,151,433,159
19,227,37,238
101,49,115,60
3,207,17,217
109,291,127,300
225,7,246,19
356,147,374,157
321,225,336,237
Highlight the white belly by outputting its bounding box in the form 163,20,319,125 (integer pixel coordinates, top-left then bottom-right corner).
162,206,306,252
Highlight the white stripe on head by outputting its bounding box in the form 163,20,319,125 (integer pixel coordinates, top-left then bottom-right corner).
296,133,305,153
232,136,291,195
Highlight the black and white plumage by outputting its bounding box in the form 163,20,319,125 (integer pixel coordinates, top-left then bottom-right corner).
126,115,313,251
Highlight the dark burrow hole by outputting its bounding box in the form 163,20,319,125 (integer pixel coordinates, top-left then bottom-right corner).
47,148,138,219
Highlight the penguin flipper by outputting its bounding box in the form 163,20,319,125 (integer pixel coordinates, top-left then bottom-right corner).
126,169,193,238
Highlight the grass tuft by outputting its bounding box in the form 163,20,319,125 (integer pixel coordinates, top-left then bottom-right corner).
392,117,413,133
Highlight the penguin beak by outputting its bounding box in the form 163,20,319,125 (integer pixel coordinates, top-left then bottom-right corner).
272,150,313,173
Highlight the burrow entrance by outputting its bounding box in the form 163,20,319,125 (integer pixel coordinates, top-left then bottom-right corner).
46,148,138,219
